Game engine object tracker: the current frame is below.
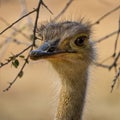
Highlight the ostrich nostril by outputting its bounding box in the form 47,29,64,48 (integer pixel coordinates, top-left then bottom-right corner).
47,47,56,52
30,50,36,56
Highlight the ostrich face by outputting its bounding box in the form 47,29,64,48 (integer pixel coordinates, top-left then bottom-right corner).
30,21,93,64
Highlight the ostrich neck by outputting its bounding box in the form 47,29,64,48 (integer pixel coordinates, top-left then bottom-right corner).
53,61,88,120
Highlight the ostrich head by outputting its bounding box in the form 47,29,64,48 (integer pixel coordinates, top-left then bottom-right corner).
30,20,94,120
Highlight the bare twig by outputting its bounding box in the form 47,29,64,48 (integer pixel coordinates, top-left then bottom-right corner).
32,0,42,47
0,37,30,49
31,0,53,47
94,30,119,44
0,0,52,36
109,51,120,70
113,16,120,57
2,0,52,91
2,0,42,91
111,68,120,92
92,7,120,89
100,55,113,64
92,5,120,26
0,9,36,35
53,0,73,21
0,23,23,60
94,51,120,70
1,0,120,92
93,61,110,69
94,18,120,90
19,0,33,27
0,17,30,39
41,1,53,14
12,39,30,46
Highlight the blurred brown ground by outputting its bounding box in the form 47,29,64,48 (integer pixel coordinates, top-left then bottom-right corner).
0,0,120,120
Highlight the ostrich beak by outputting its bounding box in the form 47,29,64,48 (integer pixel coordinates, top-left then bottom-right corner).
30,39,60,60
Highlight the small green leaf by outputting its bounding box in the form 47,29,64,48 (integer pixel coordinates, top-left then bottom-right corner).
12,59,19,68
19,55,25,58
18,71,24,78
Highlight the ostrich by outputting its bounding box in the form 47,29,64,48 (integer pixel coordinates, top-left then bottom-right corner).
30,20,94,120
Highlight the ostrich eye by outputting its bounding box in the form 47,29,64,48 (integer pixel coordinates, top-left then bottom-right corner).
74,36,87,46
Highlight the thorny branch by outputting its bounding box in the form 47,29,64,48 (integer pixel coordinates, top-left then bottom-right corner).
0,1,120,92
3,52,30,92
1,0,52,92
